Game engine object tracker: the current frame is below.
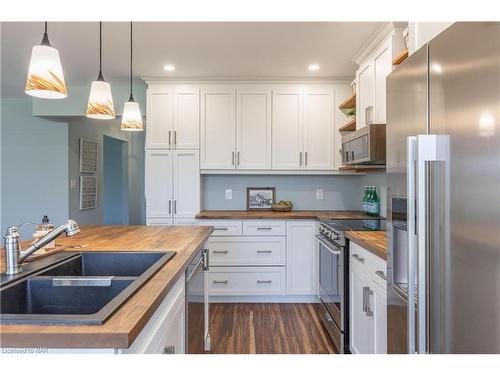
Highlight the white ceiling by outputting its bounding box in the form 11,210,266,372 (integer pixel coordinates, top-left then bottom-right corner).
1,22,384,97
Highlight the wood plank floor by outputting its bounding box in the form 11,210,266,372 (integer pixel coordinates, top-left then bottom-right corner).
208,303,336,354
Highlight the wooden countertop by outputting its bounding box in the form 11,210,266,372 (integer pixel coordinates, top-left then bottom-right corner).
196,210,375,220
345,231,387,260
0,225,213,349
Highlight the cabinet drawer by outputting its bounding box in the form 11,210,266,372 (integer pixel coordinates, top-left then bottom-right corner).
350,242,387,290
198,220,243,236
242,220,286,236
208,267,286,296
207,236,285,266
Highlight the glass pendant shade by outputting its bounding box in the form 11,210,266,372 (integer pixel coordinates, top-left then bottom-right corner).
25,44,67,99
86,79,115,119
120,99,143,131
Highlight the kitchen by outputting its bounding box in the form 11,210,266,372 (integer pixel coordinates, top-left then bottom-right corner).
1,1,500,372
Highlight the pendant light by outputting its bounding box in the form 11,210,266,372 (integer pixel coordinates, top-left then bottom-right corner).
86,22,115,119
121,22,143,131
25,22,67,99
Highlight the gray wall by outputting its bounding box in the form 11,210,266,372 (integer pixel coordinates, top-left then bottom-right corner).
68,117,145,225
201,172,387,215
1,98,69,237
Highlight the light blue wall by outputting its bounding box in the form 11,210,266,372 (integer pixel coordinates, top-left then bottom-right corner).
1,98,69,237
201,172,387,215
103,136,129,225
67,117,145,225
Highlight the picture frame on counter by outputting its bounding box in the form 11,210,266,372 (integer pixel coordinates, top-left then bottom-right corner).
247,187,276,210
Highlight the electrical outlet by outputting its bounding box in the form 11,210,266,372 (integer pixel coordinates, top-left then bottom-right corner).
316,188,324,200
225,189,232,200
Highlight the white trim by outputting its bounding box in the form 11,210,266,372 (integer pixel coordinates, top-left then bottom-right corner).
208,295,320,303
143,78,352,86
200,169,364,176
351,22,407,65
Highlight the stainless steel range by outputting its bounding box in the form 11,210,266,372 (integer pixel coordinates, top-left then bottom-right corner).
316,219,385,353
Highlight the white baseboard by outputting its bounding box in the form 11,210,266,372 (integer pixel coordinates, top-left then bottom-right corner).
208,295,320,303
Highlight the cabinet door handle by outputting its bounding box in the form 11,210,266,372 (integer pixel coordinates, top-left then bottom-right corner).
351,151,355,161
168,131,172,146
352,253,365,263
232,151,235,166
257,250,272,254
168,200,172,214
163,345,175,354
375,270,387,281
213,250,228,254
213,280,228,284
174,200,177,214
257,280,272,284
237,151,240,166
305,151,308,167
299,152,302,166
365,106,373,125
363,286,374,316
214,227,228,231
256,227,273,231
173,130,177,146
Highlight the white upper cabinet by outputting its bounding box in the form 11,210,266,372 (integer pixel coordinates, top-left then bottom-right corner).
236,87,272,169
355,27,405,129
146,85,199,149
173,87,200,149
145,150,173,222
200,87,236,169
146,89,173,149
303,87,335,170
356,62,374,129
272,88,303,170
173,150,200,220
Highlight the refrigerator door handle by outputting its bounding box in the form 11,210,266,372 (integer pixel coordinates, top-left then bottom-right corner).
407,136,417,354
415,134,450,354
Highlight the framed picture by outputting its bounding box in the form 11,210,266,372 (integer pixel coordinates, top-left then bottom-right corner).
79,175,97,210
247,187,276,210
79,138,98,174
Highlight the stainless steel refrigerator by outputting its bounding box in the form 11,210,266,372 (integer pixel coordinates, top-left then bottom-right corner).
386,22,500,354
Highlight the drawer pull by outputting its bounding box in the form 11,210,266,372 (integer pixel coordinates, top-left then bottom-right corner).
352,253,365,263
214,227,228,231
213,250,229,254
256,227,273,231
257,280,272,284
375,270,387,281
257,250,272,254
213,280,228,284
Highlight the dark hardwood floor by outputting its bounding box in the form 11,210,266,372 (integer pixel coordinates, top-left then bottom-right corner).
208,303,336,354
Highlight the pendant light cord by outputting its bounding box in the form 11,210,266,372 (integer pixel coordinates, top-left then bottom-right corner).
44,22,47,34
41,21,50,46
129,21,133,101
99,22,102,74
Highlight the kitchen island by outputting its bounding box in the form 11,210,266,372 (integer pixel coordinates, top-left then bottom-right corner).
0,225,213,351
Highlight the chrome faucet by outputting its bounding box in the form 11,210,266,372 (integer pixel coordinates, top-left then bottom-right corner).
3,219,80,275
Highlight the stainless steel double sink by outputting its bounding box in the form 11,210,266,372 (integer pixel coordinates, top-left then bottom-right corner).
0,251,176,325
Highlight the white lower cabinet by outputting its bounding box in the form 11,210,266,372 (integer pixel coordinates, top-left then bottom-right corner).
349,242,387,354
286,220,317,295
124,274,186,354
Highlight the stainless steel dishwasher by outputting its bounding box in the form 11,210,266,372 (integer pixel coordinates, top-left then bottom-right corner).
185,247,210,353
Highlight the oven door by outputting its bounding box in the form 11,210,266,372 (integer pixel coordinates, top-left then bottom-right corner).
316,235,344,331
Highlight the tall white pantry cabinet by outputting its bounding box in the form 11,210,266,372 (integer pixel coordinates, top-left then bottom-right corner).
145,84,201,226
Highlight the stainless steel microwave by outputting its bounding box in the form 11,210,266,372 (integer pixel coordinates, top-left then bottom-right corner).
341,124,386,165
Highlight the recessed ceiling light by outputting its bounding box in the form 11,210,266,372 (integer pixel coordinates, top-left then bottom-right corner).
308,64,320,71
163,64,175,72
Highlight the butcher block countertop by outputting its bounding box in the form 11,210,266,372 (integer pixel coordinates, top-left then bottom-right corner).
345,231,387,260
196,210,374,220
0,225,213,349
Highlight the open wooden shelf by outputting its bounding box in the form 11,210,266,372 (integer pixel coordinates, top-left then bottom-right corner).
392,48,409,65
339,93,356,110
339,165,386,173
339,118,356,132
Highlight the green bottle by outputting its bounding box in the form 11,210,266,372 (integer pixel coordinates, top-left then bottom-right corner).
362,186,369,214
367,186,374,216
372,186,380,217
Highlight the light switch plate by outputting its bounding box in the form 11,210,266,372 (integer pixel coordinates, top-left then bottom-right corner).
225,189,232,200
316,188,324,200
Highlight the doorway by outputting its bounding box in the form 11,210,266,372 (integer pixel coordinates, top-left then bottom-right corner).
103,135,129,225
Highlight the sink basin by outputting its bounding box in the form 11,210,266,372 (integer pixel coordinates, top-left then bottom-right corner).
40,251,168,277
0,251,176,325
1,277,134,322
